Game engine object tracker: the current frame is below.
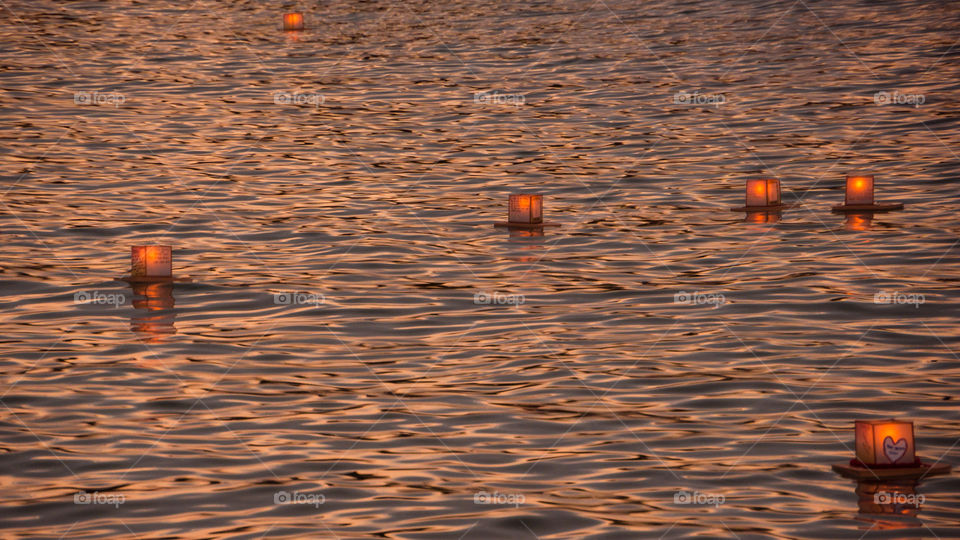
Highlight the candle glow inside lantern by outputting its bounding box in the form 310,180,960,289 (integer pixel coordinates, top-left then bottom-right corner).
509,194,542,224
832,418,951,480
856,419,916,467
731,178,788,212
845,175,874,206
131,246,172,279
495,194,560,229
746,178,781,207
283,12,305,31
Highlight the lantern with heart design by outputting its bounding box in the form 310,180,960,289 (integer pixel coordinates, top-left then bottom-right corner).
856,419,917,467
495,194,560,229
832,419,951,480
831,174,904,212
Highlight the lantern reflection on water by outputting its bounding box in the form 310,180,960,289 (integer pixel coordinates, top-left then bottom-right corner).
744,210,781,224
845,212,873,231
855,479,923,524
130,282,176,341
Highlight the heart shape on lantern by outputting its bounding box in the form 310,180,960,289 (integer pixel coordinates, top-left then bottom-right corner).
883,436,908,463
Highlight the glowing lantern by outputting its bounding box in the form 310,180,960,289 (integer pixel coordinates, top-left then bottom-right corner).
283,12,305,31
832,419,951,480
745,178,781,207
845,175,874,206
856,419,916,467
832,173,903,212
131,246,172,279
508,194,543,224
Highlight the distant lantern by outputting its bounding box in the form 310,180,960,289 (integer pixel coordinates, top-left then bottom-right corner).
283,12,305,31
495,194,560,229
832,419,951,480
731,178,787,212
832,174,903,212
131,246,172,279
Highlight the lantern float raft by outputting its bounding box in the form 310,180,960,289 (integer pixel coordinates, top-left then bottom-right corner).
832,419,951,480
831,174,904,212
282,12,305,31
119,245,190,284
494,194,560,229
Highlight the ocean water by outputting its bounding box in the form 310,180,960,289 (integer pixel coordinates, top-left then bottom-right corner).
1,0,959,537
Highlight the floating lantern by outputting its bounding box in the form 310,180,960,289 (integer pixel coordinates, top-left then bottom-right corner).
731,178,788,212
856,419,916,467
832,174,903,212
132,245,172,278
494,194,560,229
282,12,305,31
120,245,189,284
832,419,951,480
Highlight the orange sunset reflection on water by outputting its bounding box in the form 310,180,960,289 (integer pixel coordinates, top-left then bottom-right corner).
0,0,959,538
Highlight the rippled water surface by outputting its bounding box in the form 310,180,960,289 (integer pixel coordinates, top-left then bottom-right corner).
2,0,960,538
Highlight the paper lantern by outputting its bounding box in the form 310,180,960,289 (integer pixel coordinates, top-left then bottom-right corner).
856,419,916,466
131,246,172,279
495,194,559,229
283,12,305,31
845,175,874,206
832,174,903,212
746,178,781,207
832,419,951,480
508,194,542,224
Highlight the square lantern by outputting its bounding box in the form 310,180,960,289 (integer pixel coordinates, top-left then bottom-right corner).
745,178,781,207
283,12,305,31
855,419,915,467
508,194,543,224
845,175,875,206
131,245,172,279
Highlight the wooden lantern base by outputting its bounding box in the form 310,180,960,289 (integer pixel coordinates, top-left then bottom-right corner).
117,275,192,284
832,460,951,481
831,203,904,213
729,202,797,212
494,222,561,229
